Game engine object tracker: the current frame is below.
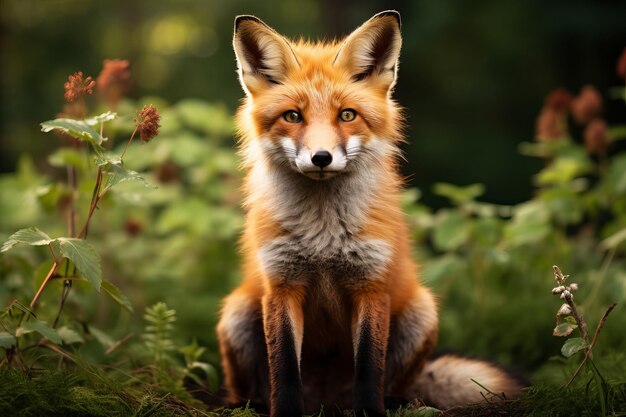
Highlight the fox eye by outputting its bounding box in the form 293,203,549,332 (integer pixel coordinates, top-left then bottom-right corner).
283,110,302,123
339,109,357,122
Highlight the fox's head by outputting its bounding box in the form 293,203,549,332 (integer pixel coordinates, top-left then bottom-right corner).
233,11,403,181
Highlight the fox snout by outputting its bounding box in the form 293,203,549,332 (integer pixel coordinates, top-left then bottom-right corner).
311,150,332,167
292,144,349,180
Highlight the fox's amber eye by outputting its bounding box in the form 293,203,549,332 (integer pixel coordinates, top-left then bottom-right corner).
283,110,302,123
339,109,357,122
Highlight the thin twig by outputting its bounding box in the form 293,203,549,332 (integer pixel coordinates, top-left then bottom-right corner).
52,281,72,329
48,243,58,264
105,333,134,355
120,126,138,161
76,166,103,239
29,260,60,312
565,303,617,388
67,167,77,236
41,341,76,364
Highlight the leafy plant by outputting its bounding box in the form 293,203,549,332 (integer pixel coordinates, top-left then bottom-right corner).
143,301,177,366
0,65,160,370
140,302,218,404
550,265,617,417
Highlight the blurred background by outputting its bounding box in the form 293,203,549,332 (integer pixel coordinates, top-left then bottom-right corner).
2,0,625,205
1,0,626,391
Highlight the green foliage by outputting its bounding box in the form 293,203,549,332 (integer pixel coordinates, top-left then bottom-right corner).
143,302,177,365
1,57,626,416
41,118,107,148
57,238,102,291
561,338,587,358
19,319,62,344
1,227,53,251
100,280,133,313
0,367,215,416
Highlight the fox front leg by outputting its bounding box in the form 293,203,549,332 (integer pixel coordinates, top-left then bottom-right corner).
352,290,390,417
262,287,305,417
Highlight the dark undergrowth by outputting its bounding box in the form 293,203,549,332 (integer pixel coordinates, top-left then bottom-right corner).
2,353,625,417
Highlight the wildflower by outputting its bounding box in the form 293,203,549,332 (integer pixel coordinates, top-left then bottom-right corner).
97,59,132,107
568,283,578,292
64,71,95,103
536,106,567,141
571,85,603,125
557,304,572,317
545,88,573,112
584,119,609,156
535,88,572,142
552,286,566,295
134,104,161,143
617,47,626,78
560,290,572,300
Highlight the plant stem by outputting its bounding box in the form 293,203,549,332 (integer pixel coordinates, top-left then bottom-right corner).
120,126,138,161
59,158,79,325
30,259,59,312
52,281,72,329
67,165,77,237
565,303,617,388
76,166,103,239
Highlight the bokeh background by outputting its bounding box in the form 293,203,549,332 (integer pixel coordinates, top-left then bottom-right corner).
3,0,626,205
1,0,626,402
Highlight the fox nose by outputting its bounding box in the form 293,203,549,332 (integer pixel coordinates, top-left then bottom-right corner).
311,150,333,168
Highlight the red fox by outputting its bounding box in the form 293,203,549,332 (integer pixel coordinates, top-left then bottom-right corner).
217,10,525,417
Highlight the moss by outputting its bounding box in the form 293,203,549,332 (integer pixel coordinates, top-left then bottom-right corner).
2,363,625,417
0,368,212,417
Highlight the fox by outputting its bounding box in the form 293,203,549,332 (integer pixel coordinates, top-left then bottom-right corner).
216,10,525,417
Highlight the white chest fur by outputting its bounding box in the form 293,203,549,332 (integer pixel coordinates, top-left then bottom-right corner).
248,157,392,283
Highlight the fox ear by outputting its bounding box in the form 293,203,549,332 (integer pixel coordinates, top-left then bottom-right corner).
233,15,299,95
334,11,402,91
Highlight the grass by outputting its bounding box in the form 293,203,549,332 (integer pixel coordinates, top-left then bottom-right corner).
3,352,626,417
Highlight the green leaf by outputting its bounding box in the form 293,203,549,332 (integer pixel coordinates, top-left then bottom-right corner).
2,227,53,252
433,211,470,251
84,111,118,126
189,361,219,391
504,201,551,247
413,406,441,417
21,319,62,344
176,99,234,136
105,160,154,189
88,325,114,348
57,326,84,344
601,227,626,250
422,254,466,284
58,238,102,291
0,332,16,348
536,157,592,186
433,183,485,205
101,280,134,313
561,337,587,358
608,125,626,142
605,154,626,195
41,118,104,146
48,148,86,170
36,183,68,213
553,322,578,337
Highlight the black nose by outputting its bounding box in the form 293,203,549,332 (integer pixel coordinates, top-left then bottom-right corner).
311,150,333,168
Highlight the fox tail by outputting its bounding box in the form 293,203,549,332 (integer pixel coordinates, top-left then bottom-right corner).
408,354,527,409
